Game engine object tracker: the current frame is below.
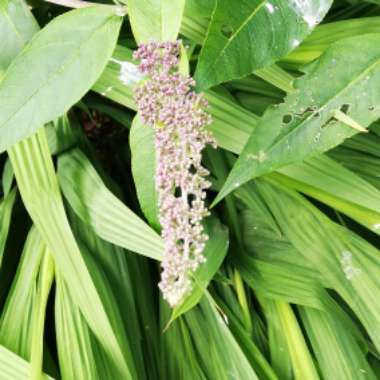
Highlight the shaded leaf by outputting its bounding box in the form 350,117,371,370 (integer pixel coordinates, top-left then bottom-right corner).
0,227,44,360
0,189,16,268
130,115,160,230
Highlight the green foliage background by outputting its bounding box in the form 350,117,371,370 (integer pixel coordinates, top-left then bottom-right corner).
1,0,380,379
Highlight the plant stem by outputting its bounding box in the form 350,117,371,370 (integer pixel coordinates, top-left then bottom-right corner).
44,0,127,14
44,0,97,8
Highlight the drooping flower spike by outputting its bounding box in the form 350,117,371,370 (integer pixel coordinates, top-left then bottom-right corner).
133,41,216,307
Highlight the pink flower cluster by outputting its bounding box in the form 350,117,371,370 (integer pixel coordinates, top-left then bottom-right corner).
133,41,216,307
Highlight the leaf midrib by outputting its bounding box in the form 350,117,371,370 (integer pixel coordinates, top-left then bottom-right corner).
3,10,25,47
201,0,267,76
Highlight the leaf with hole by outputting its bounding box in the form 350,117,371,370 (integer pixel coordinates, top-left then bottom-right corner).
215,33,380,203
195,0,332,89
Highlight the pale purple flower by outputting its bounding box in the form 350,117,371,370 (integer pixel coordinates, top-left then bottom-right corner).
133,41,216,307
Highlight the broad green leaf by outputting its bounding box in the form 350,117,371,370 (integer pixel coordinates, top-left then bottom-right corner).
127,0,185,42
0,6,122,153
0,0,38,70
181,0,294,92
195,0,332,89
130,116,160,230
215,34,380,203
58,148,164,260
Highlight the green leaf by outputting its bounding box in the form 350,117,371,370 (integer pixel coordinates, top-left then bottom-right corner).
130,115,160,230
263,300,320,380
58,148,228,318
299,306,377,380
8,129,136,379
68,210,149,378
2,158,14,196
0,0,38,70
195,0,332,89
0,227,44,360
0,6,122,153
0,189,17,268
55,273,102,380
284,17,380,66
215,33,380,204
169,298,260,379
58,148,164,260
255,178,380,353
0,345,54,380
271,154,380,234
127,0,185,42
29,249,54,380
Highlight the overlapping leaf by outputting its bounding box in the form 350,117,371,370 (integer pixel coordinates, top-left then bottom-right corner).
0,6,122,153
215,33,380,203
195,0,333,89
127,0,185,42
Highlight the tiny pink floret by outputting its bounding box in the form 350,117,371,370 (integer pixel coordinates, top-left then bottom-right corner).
133,41,216,307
